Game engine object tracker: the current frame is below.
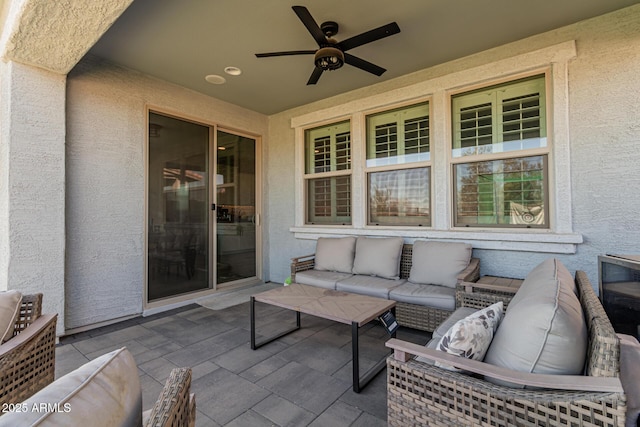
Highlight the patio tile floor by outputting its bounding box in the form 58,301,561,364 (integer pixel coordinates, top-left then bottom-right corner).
56,297,429,426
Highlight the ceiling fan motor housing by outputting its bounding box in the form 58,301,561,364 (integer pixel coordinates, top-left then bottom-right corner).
320,21,339,37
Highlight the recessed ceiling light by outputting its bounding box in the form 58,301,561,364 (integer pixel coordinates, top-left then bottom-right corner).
205,74,226,84
224,66,242,76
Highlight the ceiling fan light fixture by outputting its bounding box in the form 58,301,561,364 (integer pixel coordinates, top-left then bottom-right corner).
314,46,344,70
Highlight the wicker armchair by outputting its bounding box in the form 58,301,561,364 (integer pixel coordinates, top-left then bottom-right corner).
292,243,480,332
0,293,57,405
386,271,632,427
144,367,196,427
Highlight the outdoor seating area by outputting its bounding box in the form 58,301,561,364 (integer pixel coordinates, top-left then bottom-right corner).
1,253,640,426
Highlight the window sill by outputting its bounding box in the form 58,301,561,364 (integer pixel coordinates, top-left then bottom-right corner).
290,226,583,254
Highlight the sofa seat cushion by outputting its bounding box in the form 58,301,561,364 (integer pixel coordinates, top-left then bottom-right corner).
484,259,588,386
409,241,472,288
314,236,357,274
0,290,22,342
389,283,457,311
295,270,353,290
0,347,142,426
352,236,404,280
336,275,406,299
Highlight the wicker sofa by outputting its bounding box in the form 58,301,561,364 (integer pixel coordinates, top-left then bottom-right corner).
0,293,57,405
386,261,639,427
291,238,480,332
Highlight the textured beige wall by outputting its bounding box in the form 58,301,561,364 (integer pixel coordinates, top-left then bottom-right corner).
266,5,640,284
65,56,268,330
0,61,66,326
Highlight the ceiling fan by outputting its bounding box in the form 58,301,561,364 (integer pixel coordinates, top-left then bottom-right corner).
255,5,400,85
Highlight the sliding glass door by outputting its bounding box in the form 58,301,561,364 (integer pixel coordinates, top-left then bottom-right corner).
216,130,257,286
147,112,210,301
147,112,259,302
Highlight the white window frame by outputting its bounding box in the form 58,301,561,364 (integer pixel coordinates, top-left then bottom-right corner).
451,74,549,228
365,101,432,226
291,40,582,253
303,120,352,225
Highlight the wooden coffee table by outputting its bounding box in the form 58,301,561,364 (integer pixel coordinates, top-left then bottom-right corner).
250,283,396,393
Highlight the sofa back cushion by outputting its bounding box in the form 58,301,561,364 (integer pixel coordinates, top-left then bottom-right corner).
352,236,404,280
484,259,587,386
314,236,357,274
0,290,22,343
0,347,142,426
409,241,472,288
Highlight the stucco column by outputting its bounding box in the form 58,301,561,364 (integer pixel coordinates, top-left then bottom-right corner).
0,60,66,331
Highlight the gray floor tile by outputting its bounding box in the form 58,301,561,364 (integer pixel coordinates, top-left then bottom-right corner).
252,394,316,426
138,356,180,382
257,361,349,415
211,342,274,374
195,368,271,425
352,412,387,427
239,355,290,383
307,401,362,427
224,410,276,427
277,337,352,376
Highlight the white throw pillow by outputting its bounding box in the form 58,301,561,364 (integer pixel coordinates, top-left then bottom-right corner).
434,302,503,371
409,241,472,288
0,290,22,343
314,236,357,274
352,236,404,280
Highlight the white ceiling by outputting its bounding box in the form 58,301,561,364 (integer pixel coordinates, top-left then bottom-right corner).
87,0,639,115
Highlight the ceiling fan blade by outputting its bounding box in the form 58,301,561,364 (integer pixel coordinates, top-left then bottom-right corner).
307,67,324,85
344,53,386,76
292,6,326,46
255,50,316,58
338,22,400,52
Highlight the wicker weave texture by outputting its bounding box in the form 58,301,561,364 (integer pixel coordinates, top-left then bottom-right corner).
291,243,480,332
455,284,517,310
386,272,628,427
144,367,195,427
387,358,626,427
0,294,57,406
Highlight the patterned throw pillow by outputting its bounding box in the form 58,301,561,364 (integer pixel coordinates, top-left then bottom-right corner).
435,302,503,372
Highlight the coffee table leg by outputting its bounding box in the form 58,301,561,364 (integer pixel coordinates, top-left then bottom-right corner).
351,314,397,393
251,296,301,350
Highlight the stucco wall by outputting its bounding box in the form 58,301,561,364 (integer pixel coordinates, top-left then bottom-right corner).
0,61,66,323
65,56,268,330
266,5,640,286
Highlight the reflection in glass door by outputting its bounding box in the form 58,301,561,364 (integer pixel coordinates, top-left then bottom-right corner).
216,130,257,286
148,112,210,301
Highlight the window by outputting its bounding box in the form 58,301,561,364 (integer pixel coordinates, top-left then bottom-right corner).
452,75,549,228
366,102,430,226
304,121,351,224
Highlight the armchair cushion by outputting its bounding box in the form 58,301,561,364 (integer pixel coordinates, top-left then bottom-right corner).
0,347,142,426
0,290,22,343
352,236,404,280
409,241,472,288
484,259,587,386
314,236,357,274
